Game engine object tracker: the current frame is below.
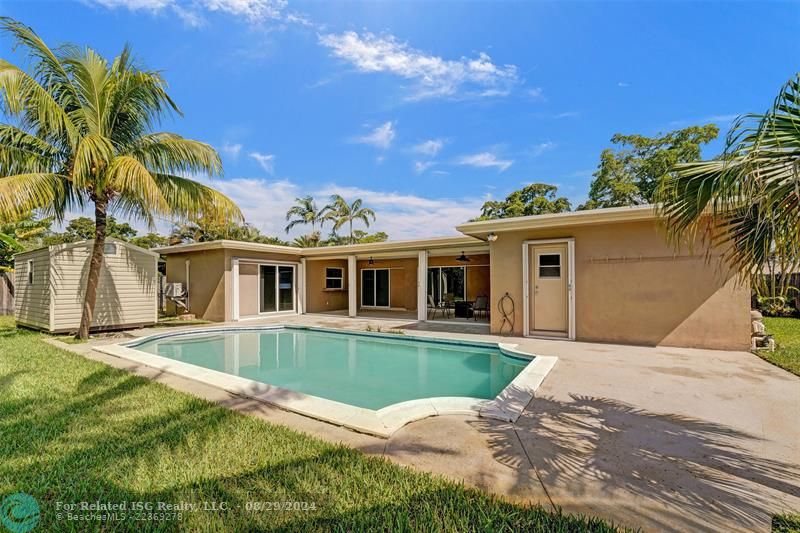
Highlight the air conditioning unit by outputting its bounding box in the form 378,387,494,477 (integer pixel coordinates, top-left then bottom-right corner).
165,282,186,298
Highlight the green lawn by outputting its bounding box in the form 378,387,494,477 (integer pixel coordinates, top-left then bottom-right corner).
761,317,800,376
0,316,617,532
773,513,800,533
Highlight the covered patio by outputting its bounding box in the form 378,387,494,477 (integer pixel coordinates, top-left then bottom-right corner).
301,236,491,328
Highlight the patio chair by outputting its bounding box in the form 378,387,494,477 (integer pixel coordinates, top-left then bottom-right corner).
473,295,489,321
428,295,442,320
442,293,455,318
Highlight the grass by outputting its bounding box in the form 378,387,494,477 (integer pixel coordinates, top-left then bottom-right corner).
761,317,800,376
0,316,618,532
773,514,800,532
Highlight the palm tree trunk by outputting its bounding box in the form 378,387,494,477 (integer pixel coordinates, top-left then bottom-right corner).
349,219,353,245
76,199,107,340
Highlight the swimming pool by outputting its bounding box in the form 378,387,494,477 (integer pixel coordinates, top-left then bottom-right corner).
99,326,557,437
132,328,527,410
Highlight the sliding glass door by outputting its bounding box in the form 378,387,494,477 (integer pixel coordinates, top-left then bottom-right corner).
259,264,295,313
427,266,465,304
362,268,390,307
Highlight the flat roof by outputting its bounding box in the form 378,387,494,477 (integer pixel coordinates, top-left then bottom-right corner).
154,235,485,257
456,204,659,238
154,205,660,256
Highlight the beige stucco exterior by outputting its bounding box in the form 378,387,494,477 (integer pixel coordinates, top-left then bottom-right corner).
486,220,750,350
156,206,751,351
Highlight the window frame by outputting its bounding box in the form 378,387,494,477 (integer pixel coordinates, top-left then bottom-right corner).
324,267,344,290
537,253,562,279
27,259,34,285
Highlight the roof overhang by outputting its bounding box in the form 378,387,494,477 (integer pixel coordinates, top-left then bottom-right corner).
455,204,660,239
154,240,304,256
154,235,487,258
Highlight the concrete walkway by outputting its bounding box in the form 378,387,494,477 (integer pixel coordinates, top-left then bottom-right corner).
62,314,800,532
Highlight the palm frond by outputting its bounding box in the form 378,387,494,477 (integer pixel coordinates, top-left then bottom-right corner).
0,172,68,220
128,133,222,177
152,173,242,222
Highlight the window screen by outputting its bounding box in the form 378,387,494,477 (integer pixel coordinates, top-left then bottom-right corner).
538,254,561,278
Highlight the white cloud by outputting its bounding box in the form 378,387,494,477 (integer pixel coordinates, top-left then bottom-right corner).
249,151,275,173
87,0,298,26
455,152,513,172
530,141,556,157
554,111,580,119
319,31,519,100
202,0,287,21
412,139,444,157
190,176,483,239
413,161,435,174
221,142,243,160
527,87,546,101
353,121,396,149
315,184,483,239
89,0,172,8
617,81,630,88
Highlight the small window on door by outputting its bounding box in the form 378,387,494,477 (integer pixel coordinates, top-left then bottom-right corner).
325,267,343,289
538,254,561,278
27,260,34,284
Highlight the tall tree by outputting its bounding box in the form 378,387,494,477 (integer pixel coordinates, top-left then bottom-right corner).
475,183,571,220
0,212,51,270
580,125,719,210
0,19,241,338
44,215,137,245
169,215,288,246
658,74,800,281
324,195,376,244
285,196,327,234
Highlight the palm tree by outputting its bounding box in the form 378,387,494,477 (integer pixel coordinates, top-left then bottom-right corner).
324,194,376,245
0,19,241,338
292,231,321,248
658,74,800,281
285,196,327,234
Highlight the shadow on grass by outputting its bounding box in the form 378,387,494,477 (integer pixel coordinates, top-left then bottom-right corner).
0,331,615,532
471,394,800,531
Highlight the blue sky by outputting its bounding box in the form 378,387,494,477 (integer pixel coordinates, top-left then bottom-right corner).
1,0,798,239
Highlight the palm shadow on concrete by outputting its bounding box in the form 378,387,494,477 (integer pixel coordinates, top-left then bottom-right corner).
469,394,800,531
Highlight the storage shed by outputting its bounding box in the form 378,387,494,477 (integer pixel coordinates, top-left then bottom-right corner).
14,239,158,333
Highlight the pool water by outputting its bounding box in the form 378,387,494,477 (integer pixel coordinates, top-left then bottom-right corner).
131,328,528,410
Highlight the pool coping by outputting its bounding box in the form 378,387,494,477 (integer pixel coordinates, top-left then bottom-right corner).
93,325,558,438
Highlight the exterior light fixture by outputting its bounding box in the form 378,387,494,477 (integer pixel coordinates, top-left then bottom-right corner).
487,232,498,242
368,256,375,265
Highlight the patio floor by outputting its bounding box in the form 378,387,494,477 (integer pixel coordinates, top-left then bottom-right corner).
65,313,800,532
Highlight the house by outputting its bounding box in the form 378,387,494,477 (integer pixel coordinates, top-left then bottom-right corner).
156,205,751,350
14,238,158,333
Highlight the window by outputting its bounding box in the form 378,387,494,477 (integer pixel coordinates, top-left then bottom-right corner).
325,267,343,289
259,264,295,313
538,254,561,278
27,260,34,285
103,242,117,255
361,268,390,307
427,266,465,304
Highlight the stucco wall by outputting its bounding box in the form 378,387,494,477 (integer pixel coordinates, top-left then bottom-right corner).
488,220,751,350
165,249,227,321
356,257,418,310
305,259,348,313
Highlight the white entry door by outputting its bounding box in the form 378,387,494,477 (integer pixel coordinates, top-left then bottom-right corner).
529,244,568,334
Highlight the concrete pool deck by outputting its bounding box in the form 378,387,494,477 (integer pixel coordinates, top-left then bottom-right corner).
57,313,800,532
